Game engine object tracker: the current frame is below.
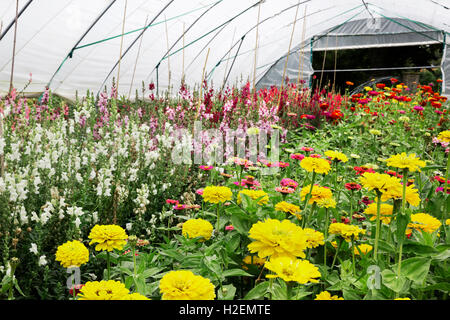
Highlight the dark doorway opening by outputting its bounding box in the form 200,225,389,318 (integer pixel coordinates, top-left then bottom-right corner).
311,44,443,93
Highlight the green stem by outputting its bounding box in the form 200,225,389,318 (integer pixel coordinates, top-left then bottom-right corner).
216,204,220,233
133,248,137,277
373,191,382,262
331,239,342,269
444,152,450,221
351,238,356,276
106,251,111,280
302,171,317,228
396,171,408,298
286,282,293,300
324,208,329,266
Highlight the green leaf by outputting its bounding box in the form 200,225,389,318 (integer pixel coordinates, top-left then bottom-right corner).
422,282,450,292
218,284,236,300
243,281,270,300
133,275,146,295
222,268,253,278
395,212,410,245
230,214,251,235
402,241,438,255
381,269,408,293
342,288,361,300
398,257,431,283
119,267,133,276
430,248,450,261
141,267,164,279
225,233,242,253
270,280,288,300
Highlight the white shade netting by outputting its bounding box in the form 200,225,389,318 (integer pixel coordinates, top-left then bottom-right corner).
0,0,449,100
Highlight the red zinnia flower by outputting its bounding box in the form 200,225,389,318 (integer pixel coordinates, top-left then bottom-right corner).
345,182,362,191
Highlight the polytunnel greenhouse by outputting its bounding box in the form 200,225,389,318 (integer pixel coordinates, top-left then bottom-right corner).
0,0,449,304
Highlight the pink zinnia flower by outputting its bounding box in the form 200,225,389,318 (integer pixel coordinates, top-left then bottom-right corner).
199,165,214,171
301,147,314,152
280,178,299,190
196,189,204,195
225,225,234,231
290,153,305,161
166,199,179,205
275,187,295,194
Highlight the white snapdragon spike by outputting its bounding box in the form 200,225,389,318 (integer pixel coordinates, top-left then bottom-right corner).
134,184,150,216
30,211,39,222
7,142,21,162
38,255,47,267
29,243,38,255
18,205,28,225
0,137,5,155
92,211,98,223
74,217,81,228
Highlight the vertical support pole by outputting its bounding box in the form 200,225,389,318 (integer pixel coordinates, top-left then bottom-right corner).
277,0,300,111
164,15,171,95
128,15,149,99
252,1,262,96
295,5,307,102
116,0,128,93
9,0,19,93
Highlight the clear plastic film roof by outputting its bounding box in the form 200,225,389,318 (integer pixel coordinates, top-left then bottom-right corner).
0,0,449,100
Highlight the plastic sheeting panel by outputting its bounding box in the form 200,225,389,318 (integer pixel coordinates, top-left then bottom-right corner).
0,0,450,99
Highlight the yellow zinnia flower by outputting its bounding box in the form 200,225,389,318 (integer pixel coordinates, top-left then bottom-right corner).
364,202,393,224
369,129,381,136
300,185,333,204
247,219,308,259
238,189,269,205
325,150,348,163
55,240,89,268
406,213,442,235
300,157,331,175
182,218,213,241
264,256,321,284
274,201,301,218
328,223,366,242
88,224,128,252
446,218,450,226
380,183,421,207
353,243,373,256
202,186,233,204
78,280,130,300
316,197,337,208
121,293,151,300
359,172,400,194
437,130,450,143
242,255,266,267
159,270,216,300
304,228,325,248
386,153,426,172
315,291,344,300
